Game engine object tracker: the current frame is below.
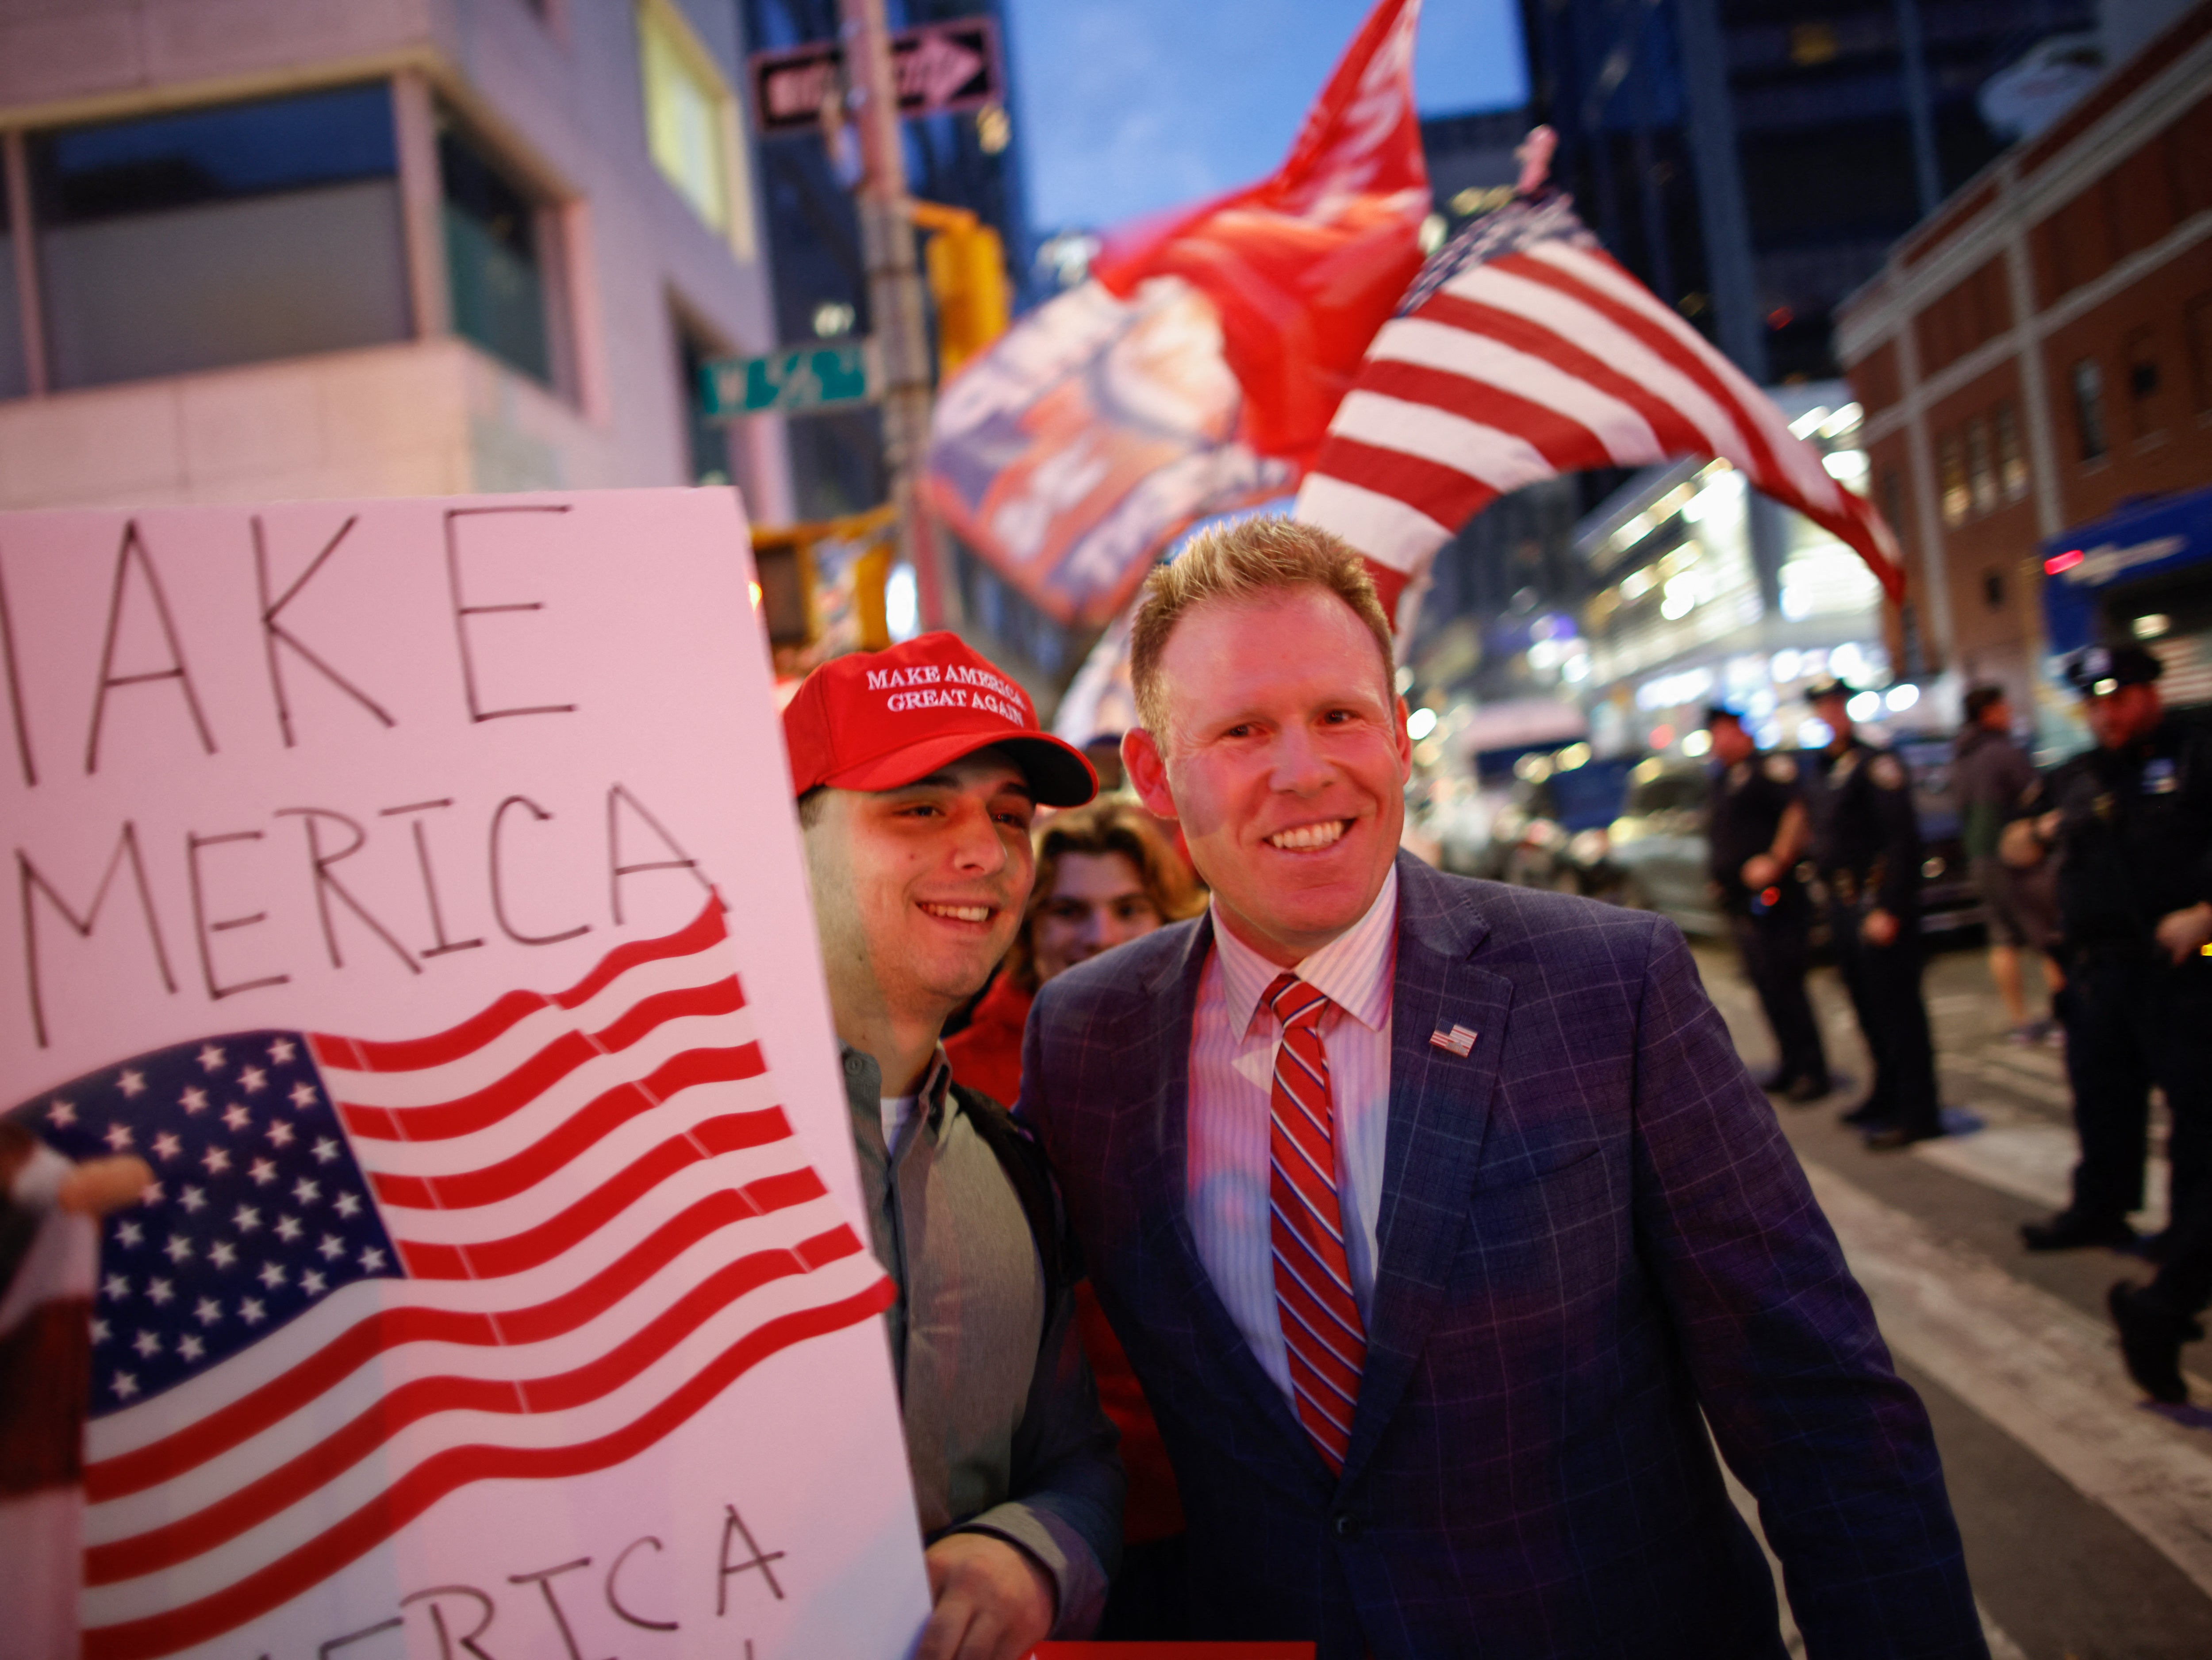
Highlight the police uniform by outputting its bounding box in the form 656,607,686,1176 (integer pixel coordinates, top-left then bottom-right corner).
1802,685,1942,1142
1708,743,1829,1096
2029,645,2212,1253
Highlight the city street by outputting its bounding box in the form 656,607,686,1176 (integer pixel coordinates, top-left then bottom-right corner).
1693,938,2212,1660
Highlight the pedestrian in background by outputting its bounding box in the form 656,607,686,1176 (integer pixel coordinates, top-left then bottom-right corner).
2015,645,2212,1257
945,797,1204,1641
1703,705,1830,1102
946,800,1203,1104
1955,684,2062,1044
1803,679,1945,1149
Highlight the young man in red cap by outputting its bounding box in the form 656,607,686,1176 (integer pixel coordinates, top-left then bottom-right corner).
782,632,1121,1660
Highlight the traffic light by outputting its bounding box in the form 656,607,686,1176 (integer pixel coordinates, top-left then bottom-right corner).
914,201,1010,379
749,533,815,647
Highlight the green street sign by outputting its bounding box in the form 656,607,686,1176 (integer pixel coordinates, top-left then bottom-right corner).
701,341,876,418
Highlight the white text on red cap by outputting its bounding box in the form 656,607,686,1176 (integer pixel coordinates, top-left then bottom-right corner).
866,661,1025,724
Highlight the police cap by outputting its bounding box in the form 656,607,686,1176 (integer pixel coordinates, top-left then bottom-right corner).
1803,677,1858,704
2064,642,2162,698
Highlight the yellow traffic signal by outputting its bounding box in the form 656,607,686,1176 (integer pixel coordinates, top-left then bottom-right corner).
914,201,1011,379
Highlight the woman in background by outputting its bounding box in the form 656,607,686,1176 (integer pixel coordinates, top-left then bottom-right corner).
946,799,1200,1100
944,797,1203,1637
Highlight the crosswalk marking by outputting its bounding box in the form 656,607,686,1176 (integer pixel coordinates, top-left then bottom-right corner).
1912,1120,2171,1232
1802,1155,2212,1598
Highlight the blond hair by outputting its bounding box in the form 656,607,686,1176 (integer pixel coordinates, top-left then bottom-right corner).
1128,517,1394,734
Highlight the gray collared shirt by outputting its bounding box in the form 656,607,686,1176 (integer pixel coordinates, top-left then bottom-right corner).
841,1043,1121,1636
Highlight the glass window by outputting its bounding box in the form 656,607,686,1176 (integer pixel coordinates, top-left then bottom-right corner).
1966,414,1996,515
674,317,730,484
1994,399,2028,502
30,84,409,389
0,180,24,399
1938,430,1970,526
2071,357,2108,461
440,120,552,384
638,0,732,236
2188,292,2212,415
2123,326,2160,438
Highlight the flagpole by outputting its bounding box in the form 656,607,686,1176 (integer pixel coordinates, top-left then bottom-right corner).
839,0,961,630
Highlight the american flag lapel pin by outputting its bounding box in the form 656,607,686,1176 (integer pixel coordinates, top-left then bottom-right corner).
1429,1024,1478,1058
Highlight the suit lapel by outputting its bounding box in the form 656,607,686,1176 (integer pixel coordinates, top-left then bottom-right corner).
1128,911,1317,1471
1341,854,1512,1486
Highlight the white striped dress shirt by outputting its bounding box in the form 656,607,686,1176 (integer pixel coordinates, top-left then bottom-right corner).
1187,866,1398,1405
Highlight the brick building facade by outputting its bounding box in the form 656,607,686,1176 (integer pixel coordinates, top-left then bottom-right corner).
1834,0,2212,703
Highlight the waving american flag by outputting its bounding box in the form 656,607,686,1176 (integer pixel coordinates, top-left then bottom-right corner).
1295,190,1907,617
9,900,891,1660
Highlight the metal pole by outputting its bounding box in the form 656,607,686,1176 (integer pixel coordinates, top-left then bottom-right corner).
1894,0,1943,219
1674,0,1783,613
838,0,960,629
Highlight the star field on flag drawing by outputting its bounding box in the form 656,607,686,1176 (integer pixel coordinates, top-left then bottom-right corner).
11,1032,401,1414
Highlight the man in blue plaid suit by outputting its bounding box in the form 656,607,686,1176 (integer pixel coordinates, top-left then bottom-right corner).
1017,518,1985,1659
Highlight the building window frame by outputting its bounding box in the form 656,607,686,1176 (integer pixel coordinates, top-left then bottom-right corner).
433,103,580,397
635,0,754,260
1938,429,1970,527
2122,324,2162,441
1965,413,1996,516
1993,399,2029,503
17,81,412,393
2070,356,2108,464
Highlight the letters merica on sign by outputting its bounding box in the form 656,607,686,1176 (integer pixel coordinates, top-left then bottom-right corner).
700,342,875,419
748,17,1001,137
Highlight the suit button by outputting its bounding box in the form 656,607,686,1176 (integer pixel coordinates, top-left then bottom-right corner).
1333,1512,1364,1540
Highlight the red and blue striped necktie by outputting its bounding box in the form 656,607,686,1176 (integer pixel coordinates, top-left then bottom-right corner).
1263,971,1366,1472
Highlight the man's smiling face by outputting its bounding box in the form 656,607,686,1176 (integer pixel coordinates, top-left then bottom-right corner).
804,749,1037,1023
1125,585,1409,967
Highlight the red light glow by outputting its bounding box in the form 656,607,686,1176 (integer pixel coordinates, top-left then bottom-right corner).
2044,549,2085,574
1651,725,1675,748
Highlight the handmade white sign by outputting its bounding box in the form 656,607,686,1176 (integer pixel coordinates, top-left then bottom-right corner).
0,492,929,1660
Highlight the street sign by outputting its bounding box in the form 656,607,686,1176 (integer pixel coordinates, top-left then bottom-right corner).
701,341,877,418
749,17,1002,137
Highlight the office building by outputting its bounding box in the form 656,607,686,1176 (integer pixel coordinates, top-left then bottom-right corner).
1518,0,2100,383
1836,0,2212,702
0,0,788,519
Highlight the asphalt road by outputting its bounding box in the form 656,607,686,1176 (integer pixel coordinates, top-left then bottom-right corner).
1691,935,2212,1660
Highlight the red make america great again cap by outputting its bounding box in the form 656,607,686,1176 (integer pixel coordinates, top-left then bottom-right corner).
783,631,1098,806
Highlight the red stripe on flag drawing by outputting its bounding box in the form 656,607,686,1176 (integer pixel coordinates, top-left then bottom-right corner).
328,973,750,1143
307,901,730,1074
83,1284,894,1660
363,1044,768,1208
81,898,892,1660
84,1177,833,1503
84,1226,869,1584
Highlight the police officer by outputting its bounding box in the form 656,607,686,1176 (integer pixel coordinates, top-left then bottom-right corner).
1704,705,1830,1101
1802,678,1943,1149
2016,643,2212,1257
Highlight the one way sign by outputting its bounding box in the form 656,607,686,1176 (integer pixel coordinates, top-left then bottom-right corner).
749,17,1002,137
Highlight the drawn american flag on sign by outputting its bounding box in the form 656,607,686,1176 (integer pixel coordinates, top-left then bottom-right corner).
9,898,892,1660
1294,189,1907,614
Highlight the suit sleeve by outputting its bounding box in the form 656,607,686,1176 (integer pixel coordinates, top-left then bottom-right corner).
1626,917,1986,1658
